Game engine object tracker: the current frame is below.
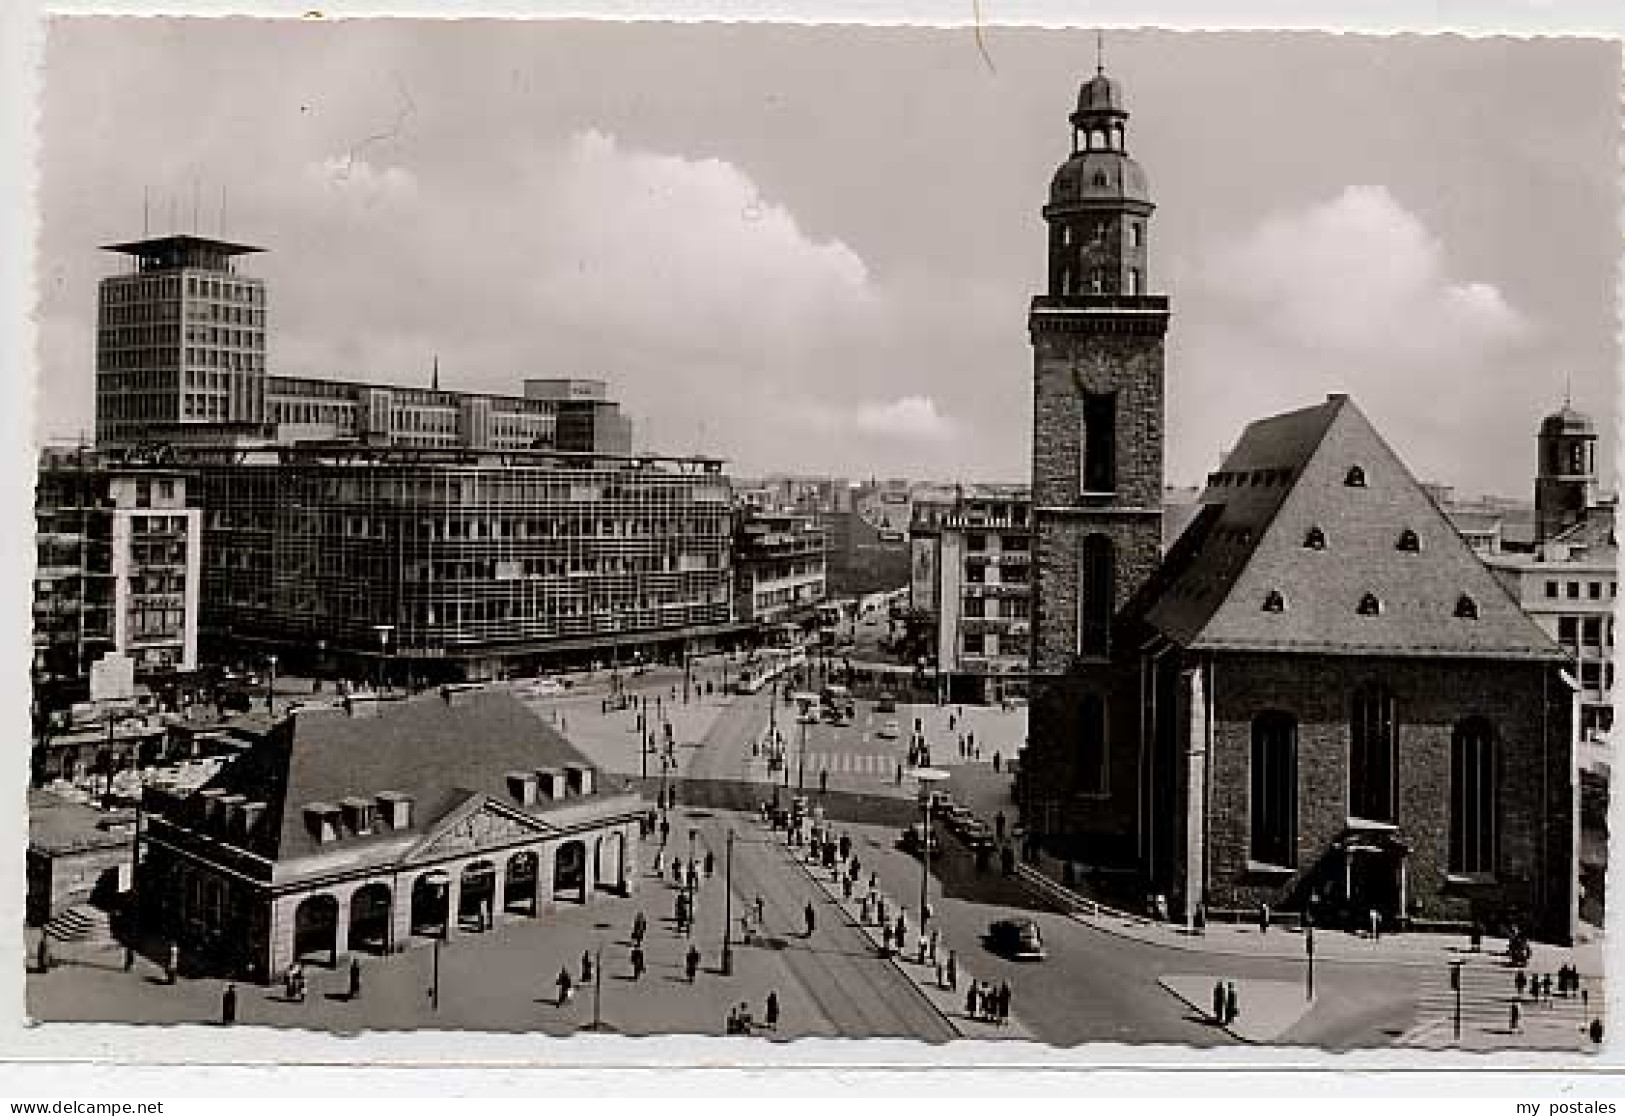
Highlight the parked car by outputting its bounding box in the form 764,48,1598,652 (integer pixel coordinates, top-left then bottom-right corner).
517,677,564,697
875,692,898,714
987,918,1046,961
943,805,977,832
878,719,901,740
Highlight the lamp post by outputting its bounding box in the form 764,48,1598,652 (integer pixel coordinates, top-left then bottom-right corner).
1449,959,1464,1041
911,767,951,933
430,934,442,1012
1305,921,1316,1002
721,829,735,975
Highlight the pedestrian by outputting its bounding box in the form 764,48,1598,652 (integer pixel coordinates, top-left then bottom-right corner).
993,752,1002,774
1369,908,1381,941
123,944,136,973
671,859,682,885
634,910,647,945
917,932,929,964
631,945,646,980
481,897,492,932
686,944,701,982
1590,1018,1604,1044
860,894,873,924
1515,970,1528,998
165,941,179,985
965,983,977,1018
653,849,665,875
1225,981,1239,1025
998,981,1011,1025
929,928,940,964
935,958,945,988
1213,980,1226,1024
765,990,780,1030
895,912,908,946
839,833,852,861
660,818,671,844
1542,974,1553,1004
221,982,237,1026
755,895,766,927
895,764,903,786
348,957,362,1001
557,967,574,1006
1509,1001,1521,1034
843,875,854,899
31,934,48,976
290,960,305,1002
704,850,715,878
820,770,829,795
581,950,594,985
947,950,958,990
804,902,817,938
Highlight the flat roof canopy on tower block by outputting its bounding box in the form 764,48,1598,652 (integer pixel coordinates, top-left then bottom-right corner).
101,234,265,257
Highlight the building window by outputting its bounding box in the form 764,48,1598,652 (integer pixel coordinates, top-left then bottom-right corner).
1396,529,1420,552
1078,692,1108,795
1581,661,1602,688
1567,581,1581,599
1449,718,1495,876
1582,616,1602,645
1545,580,1559,599
1078,534,1115,657
1558,616,1578,644
1455,594,1479,619
1081,392,1117,493
1303,526,1326,550
1350,683,1397,823
1262,590,1286,613
962,632,985,655
1130,222,1142,248
1250,712,1298,867
1089,268,1104,293
966,533,986,552
1344,466,1367,488
963,596,985,618
1357,592,1382,616
1128,268,1142,295
1589,581,1603,600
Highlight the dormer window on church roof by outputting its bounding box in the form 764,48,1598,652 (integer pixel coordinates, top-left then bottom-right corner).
1357,592,1382,616
1455,594,1480,620
1396,529,1420,552
1345,466,1367,488
1303,526,1326,550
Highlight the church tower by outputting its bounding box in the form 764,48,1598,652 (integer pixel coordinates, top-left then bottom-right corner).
1535,399,1598,545
1029,63,1169,673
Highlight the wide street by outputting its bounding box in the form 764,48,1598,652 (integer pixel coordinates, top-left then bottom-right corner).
30,660,1432,1045
519,661,1426,1048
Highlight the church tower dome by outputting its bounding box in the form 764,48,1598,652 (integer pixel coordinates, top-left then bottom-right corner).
1044,63,1154,298
1536,395,1599,544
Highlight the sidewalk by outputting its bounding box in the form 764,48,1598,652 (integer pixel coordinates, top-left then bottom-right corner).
1014,864,1605,977
1158,974,1310,1044
765,814,1033,1041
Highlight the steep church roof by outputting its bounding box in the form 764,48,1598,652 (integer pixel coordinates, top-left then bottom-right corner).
1143,395,1566,661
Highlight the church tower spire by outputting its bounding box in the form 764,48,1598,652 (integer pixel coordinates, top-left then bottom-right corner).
1029,62,1169,672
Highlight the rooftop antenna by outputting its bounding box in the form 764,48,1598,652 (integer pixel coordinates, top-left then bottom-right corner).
1564,372,1573,408
432,354,440,392
1096,28,1105,75
142,187,149,237
220,184,227,238
192,178,200,233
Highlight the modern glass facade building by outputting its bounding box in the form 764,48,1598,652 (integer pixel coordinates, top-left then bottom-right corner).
180,444,736,680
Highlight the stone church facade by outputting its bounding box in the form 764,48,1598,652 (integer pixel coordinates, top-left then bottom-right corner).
1020,68,1578,943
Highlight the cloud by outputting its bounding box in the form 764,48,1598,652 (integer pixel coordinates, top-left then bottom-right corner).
853,395,959,441
1198,185,1530,362
530,130,878,363
301,156,419,207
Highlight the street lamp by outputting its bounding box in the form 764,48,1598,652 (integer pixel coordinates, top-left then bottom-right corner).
1305,921,1316,1002
1449,959,1464,1041
721,829,735,975
911,766,951,933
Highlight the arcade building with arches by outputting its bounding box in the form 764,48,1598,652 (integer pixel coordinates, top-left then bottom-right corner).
137,687,642,982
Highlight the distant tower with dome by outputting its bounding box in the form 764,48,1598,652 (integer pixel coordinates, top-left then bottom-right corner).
1535,397,1600,545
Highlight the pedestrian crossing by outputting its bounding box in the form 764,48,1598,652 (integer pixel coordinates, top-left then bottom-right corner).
797,750,985,776
1398,959,1599,1050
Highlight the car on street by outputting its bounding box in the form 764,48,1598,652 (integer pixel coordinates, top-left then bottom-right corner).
986,917,1046,961
943,805,977,832
875,692,897,713
878,719,901,740
957,821,996,851
516,677,565,697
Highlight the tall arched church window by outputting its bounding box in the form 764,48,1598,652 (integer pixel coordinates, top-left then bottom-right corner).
1078,534,1115,657
1081,392,1116,494
1250,712,1298,867
1449,718,1496,875
1350,683,1398,822
1078,693,1108,795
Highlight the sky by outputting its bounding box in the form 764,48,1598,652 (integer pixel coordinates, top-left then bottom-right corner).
32,21,1621,495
